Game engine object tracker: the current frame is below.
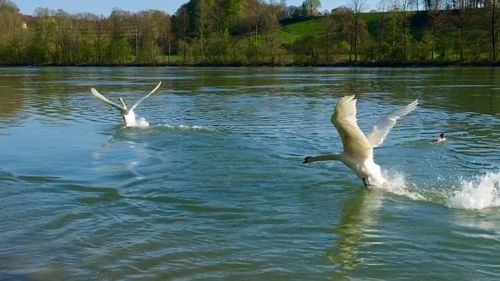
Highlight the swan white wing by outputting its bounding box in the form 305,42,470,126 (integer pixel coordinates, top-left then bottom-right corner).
91,88,124,110
366,99,418,148
331,95,373,161
130,81,161,111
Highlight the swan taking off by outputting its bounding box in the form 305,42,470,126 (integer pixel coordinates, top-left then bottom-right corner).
90,82,161,127
303,95,418,187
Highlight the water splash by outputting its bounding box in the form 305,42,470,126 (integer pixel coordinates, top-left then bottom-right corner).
374,170,500,210
373,170,424,200
447,172,500,210
128,117,149,128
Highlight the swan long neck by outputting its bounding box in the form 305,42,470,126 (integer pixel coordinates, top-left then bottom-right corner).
119,97,127,110
307,154,342,163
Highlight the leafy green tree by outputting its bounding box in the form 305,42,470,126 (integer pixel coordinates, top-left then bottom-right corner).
261,1,285,64
32,9,58,64
0,0,23,64
385,0,411,62
175,7,191,64
194,0,209,62
136,10,169,64
1,0,500,66
221,0,246,33
93,15,111,64
106,36,133,64
244,0,262,63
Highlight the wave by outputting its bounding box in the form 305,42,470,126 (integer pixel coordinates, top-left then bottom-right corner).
374,170,500,210
119,121,218,133
447,172,500,210
155,123,219,133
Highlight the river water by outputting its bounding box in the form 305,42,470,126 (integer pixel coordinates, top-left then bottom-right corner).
0,67,499,280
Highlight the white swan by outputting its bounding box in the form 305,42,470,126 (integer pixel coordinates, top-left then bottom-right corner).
90,81,161,127
303,95,418,187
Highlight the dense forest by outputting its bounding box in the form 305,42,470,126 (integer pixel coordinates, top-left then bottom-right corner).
0,0,500,66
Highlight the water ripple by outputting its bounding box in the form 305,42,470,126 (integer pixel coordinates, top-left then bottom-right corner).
1,67,500,280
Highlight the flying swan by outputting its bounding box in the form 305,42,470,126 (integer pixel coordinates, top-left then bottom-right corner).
90,81,161,127
303,95,418,187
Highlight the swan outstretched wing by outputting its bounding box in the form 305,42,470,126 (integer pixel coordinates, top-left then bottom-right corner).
331,95,373,161
130,81,161,111
91,88,124,110
366,99,418,148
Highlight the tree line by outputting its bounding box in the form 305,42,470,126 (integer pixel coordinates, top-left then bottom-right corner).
0,0,499,66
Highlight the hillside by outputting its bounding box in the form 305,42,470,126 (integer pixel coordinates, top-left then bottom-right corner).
278,8,492,65
0,0,497,66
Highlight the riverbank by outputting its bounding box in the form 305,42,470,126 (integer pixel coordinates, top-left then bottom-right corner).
2,61,500,67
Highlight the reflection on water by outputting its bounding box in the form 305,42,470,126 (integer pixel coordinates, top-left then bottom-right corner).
1,67,500,119
328,189,384,273
0,67,499,280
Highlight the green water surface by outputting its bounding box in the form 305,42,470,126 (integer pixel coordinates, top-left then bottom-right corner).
0,67,499,280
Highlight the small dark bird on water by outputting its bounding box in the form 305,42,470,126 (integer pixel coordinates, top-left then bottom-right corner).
433,133,446,144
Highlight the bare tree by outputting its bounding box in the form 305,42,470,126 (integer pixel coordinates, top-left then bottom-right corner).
176,8,190,64
322,14,335,63
388,0,411,61
487,0,498,61
262,1,285,64
349,0,367,62
302,0,321,16
376,0,390,61
455,0,470,61
246,0,262,63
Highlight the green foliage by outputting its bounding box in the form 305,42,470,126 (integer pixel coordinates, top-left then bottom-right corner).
106,36,133,64
0,1,500,65
0,0,18,13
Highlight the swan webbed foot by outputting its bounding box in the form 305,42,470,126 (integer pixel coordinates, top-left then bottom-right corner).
303,157,311,164
362,178,368,187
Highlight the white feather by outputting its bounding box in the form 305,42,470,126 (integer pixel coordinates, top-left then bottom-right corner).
90,82,161,127
305,96,418,187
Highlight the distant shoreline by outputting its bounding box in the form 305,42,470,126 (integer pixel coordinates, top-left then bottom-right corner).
2,62,500,67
